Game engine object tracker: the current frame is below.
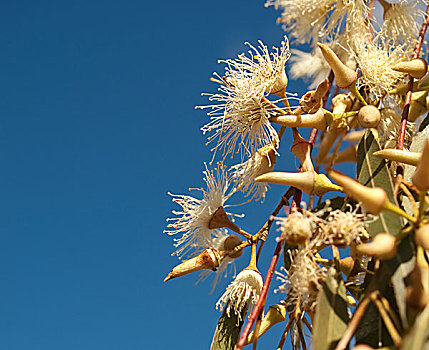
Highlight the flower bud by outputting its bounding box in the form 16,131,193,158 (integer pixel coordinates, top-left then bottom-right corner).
356,233,397,260
331,93,353,114
328,170,388,214
318,43,357,89
245,304,287,344
408,90,428,122
344,130,365,143
412,139,429,191
222,235,243,259
357,105,381,128
164,247,222,282
418,72,429,90
373,149,421,166
255,171,341,195
290,129,313,171
416,224,429,250
270,108,327,130
392,58,428,79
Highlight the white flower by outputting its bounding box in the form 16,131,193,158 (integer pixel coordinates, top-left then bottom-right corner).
265,0,335,44
198,37,290,160
216,269,263,320
289,48,331,89
277,211,314,245
231,144,276,201
352,36,410,97
164,163,238,258
378,107,415,147
276,248,325,312
320,207,370,247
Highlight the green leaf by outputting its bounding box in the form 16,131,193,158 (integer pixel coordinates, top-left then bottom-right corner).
312,268,350,350
400,303,429,350
356,129,402,237
210,304,247,350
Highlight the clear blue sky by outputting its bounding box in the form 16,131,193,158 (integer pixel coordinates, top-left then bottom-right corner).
0,1,342,349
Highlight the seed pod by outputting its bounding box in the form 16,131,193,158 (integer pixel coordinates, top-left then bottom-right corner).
222,235,243,259
357,105,381,128
356,233,397,260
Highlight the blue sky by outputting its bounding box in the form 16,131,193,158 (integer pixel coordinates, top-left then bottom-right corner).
0,1,338,349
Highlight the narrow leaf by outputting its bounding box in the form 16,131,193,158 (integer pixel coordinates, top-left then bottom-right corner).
210,305,247,350
356,129,402,237
312,268,349,350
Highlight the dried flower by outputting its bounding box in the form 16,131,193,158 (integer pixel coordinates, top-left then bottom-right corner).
277,211,314,245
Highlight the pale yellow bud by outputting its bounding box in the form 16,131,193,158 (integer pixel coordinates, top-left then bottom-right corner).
416,224,429,250
245,304,287,344
328,170,388,214
390,81,420,95
418,72,429,90
356,233,397,260
270,108,327,130
409,90,428,122
255,171,341,195
164,248,222,282
392,58,428,79
412,139,429,191
222,235,243,259
318,43,357,89
343,130,365,143
357,105,381,128
331,93,353,114
373,149,421,166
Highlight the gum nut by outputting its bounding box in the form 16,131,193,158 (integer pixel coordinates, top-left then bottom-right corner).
392,58,428,79
223,235,243,258
357,233,397,260
357,105,381,128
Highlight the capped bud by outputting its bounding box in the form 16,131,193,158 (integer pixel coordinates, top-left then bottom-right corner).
270,108,327,130
255,171,341,195
344,130,365,143
245,303,287,344
392,58,428,79
390,81,420,95
164,247,222,282
408,90,428,122
373,149,421,166
331,93,353,114
318,43,357,89
356,233,397,260
357,105,381,128
418,72,429,90
416,224,429,250
322,145,357,165
412,139,429,191
406,249,429,311
222,234,243,259
328,170,387,214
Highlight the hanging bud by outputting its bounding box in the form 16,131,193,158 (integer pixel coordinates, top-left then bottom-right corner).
418,72,429,90
416,224,429,250
291,128,313,171
322,145,357,165
270,108,327,130
164,248,223,282
373,149,421,166
255,171,341,196
412,139,429,191
357,105,381,128
392,58,428,79
245,303,287,344
406,248,429,311
356,233,397,260
318,43,357,89
328,170,387,214
222,234,243,259
408,90,428,122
